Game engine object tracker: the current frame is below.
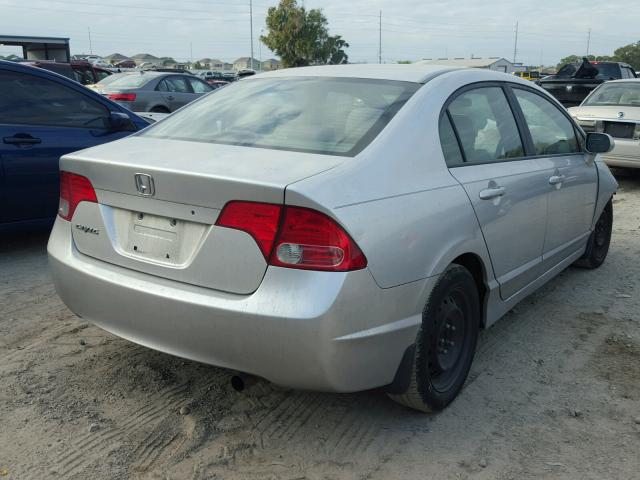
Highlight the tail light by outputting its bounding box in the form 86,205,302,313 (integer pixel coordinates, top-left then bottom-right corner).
58,171,97,221
107,93,136,102
216,201,367,272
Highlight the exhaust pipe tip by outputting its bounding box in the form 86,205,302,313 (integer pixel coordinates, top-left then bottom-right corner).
230,375,245,392
230,373,259,392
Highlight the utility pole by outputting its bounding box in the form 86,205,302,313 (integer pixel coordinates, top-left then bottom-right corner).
586,28,591,56
259,28,263,71
378,10,382,64
190,42,193,66
250,0,254,70
88,27,93,55
513,21,518,64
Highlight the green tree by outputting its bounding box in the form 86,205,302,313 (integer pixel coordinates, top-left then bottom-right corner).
261,0,349,67
397,60,412,64
192,61,203,70
613,41,640,70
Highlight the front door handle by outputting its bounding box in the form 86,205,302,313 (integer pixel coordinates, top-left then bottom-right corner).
479,186,506,200
549,174,566,185
3,135,42,145
167,95,174,100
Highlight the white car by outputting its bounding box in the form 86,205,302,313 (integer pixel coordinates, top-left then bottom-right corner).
569,79,640,168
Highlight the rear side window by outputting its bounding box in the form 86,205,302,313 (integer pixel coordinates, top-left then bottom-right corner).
142,77,420,156
164,77,191,93
0,71,109,128
96,70,111,81
439,114,464,166
188,77,211,94
513,89,580,155
447,87,524,164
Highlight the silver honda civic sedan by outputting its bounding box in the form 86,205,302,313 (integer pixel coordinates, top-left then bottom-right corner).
48,64,618,412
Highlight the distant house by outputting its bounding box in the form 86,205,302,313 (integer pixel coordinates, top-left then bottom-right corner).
104,53,131,65
418,57,517,74
131,53,161,66
261,58,281,71
198,58,226,70
233,57,260,71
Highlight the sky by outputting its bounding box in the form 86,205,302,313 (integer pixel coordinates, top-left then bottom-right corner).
1,0,639,66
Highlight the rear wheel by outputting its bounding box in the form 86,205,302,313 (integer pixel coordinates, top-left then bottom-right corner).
574,200,612,269
388,264,480,412
150,106,170,113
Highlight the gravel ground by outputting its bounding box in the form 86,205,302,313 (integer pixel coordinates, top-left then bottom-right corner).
1,171,639,480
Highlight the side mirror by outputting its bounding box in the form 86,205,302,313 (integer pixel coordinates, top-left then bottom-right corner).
108,111,136,132
586,132,614,154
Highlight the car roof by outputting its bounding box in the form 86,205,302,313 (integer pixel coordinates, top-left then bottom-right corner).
254,64,458,83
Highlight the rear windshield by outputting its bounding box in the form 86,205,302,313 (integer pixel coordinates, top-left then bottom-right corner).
107,73,154,88
584,82,640,106
141,77,420,156
96,73,133,86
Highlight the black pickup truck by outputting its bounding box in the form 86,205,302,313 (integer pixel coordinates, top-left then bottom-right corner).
538,58,637,107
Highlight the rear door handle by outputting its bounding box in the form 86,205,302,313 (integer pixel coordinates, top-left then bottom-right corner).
3,135,42,145
479,186,506,200
549,174,566,185
167,95,174,100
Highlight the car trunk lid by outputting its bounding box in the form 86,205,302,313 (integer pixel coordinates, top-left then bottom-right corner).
61,136,343,294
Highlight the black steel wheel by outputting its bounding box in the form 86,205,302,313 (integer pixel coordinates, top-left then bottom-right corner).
574,200,613,269
388,264,480,412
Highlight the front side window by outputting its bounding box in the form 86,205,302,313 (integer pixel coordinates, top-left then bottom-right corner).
0,71,109,128
447,87,524,164
513,89,580,155
142,77,420,156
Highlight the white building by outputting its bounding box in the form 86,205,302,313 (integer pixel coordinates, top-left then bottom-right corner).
418,57,517,74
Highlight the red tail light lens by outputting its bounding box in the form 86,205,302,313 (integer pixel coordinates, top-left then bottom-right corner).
215,201,282,258
58,171,97,221
107,93,136,102
216,201,367,272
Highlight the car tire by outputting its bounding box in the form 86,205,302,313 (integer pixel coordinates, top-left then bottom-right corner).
574,200,613,269
150,106,170,113
388,264,480,412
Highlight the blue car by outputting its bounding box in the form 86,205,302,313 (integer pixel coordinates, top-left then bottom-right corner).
0,60,149,232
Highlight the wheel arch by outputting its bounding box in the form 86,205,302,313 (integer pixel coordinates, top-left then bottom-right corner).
451,252,490,328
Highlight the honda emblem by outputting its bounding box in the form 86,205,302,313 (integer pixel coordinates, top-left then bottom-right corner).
134,173,155,196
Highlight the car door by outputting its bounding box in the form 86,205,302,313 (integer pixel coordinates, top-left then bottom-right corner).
163,76,196,110
0,69,132,225
443,84,550,300
509,86,598,269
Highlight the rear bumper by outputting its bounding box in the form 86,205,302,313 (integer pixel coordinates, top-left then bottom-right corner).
602,139,640,168
48,218,432,392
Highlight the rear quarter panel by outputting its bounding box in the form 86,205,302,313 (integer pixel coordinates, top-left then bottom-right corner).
285,70,499,289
